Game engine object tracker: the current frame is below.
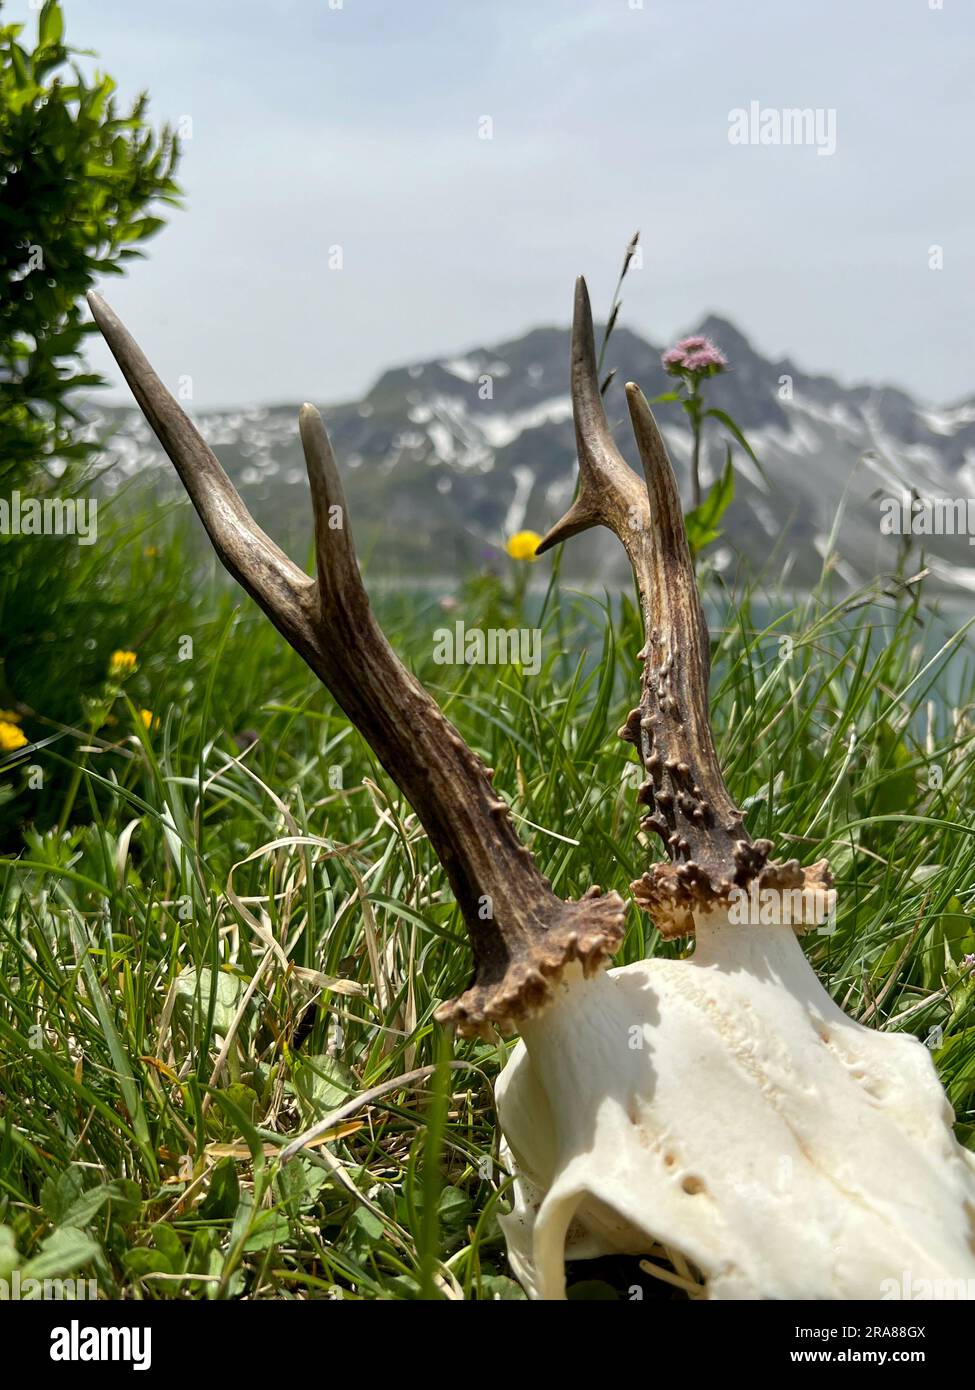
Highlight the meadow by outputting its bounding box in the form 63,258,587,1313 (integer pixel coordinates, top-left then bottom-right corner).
1,491,974,1300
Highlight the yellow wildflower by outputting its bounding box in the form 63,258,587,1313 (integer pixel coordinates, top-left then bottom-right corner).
0,720,28,752
505,530,542,562
143,545,158,559
139,709,158,733
108,650,138,679
0,708,22,723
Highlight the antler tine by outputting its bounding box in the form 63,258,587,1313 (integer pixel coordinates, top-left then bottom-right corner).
89,294,625,1036
87,293,311,637
623,386,710,679
623,384,830,932
536,277,651,562
618,383,758,931
298,401,361,601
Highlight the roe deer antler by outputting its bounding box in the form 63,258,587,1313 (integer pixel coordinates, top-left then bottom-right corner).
537,278,831,935
87,292,624,1039
492,276,975,1301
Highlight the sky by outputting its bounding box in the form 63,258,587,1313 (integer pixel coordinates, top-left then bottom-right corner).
12,0,973,408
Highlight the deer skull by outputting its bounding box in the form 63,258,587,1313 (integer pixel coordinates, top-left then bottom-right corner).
496,919,975,1300
89,276,975,1302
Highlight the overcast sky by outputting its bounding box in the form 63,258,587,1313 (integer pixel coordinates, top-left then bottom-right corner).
15,0,973,408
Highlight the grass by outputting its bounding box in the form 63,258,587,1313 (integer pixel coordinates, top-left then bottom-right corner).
2,502,975,1300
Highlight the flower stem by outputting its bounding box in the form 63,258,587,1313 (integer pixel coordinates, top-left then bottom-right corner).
688,382,703,509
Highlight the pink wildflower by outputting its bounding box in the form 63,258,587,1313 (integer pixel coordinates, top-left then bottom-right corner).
661,336,728,379
684,346,727,372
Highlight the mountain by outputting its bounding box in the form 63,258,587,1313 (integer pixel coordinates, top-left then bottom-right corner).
91,314,975,592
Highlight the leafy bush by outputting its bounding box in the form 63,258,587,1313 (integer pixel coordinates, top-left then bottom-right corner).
0,0,181,486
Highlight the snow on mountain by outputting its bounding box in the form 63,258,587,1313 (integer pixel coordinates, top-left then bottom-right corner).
90,315,975,589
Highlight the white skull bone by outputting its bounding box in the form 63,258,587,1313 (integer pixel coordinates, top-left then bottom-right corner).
496,914,975,1300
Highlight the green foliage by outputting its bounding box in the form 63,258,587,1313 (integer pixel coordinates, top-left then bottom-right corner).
0,497,200,832
649,364,765,541
0,0,181,486
685,451,734,554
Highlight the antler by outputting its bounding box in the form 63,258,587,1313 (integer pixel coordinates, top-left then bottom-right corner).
537,278,830,936
87,292,624,1037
